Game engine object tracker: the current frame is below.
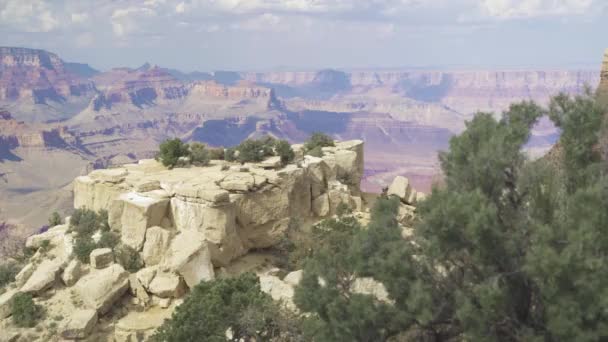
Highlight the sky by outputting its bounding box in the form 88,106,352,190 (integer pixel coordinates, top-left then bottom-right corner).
0,0,607,72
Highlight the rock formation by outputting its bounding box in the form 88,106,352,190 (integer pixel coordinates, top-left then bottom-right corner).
0,140,377,340
598,49,608,107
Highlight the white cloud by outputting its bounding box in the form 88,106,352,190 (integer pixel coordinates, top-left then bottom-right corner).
0,0,59,32
480,0,596,19
71,12,89,24
110,6,156,37
75,32,94,47
176,2,186,13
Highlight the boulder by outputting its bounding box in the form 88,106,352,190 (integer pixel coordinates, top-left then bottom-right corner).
312,193,330,217
25,224,68,249
90,248,114,269
387,176,412,203
135,180,161,192
142,227,171,266
162,230,215,288
397,203,416,227
61,259,83,287
148,273,184,298
284,270,303,286
259,274,296,311
170,198,244,266
110,192,170,251
416,192,427,202
14,263,35,287
219,173,255,191
129,274,150,306
0,289,19,319
136,267,158,289
303,156,329,198
75,264,130,314
20,259,63,295
114,308,174,342
351,277,392,304
61,309,98,340
406,189,417,205
259,156,282,169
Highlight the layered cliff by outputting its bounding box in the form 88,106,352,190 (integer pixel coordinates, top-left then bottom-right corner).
0,140,377,340
0,47,96,121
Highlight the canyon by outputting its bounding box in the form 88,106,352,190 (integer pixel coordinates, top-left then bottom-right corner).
0,46,603,230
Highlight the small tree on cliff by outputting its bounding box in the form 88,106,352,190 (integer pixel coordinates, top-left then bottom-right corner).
295,93,608,341
157,138,190,168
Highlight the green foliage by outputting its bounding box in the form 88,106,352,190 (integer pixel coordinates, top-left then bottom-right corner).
97,231,120,249
274,139,295,166
152,273,302,341
306,146,323,157
235,137,275,163
73,236,97,263
157,138,190,168
304,132,335,152
295,94,608,341
189,142,211,166
70,207,114,264
208,147,225,160
114,244,143,272
224,147,237,162
0,263,19,288
12,293,42,328
335,202,352,217
48,211,62,227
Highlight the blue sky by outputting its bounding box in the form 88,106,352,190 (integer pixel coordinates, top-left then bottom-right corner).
0,0,607,71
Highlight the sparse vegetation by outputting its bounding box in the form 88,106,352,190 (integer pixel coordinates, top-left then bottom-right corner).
304,132,334,153
189,142,211,166
114,244,143,272
0,263,19,288
12,293,42,328
70,207,113,263
274,139,295,166
235,137,276,163
208,147,225,160
152,273,302,341
156,138,190,168
306,146,323,158
48,212,62,227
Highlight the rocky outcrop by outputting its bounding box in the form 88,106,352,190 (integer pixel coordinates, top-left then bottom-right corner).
72,140,364,267
75,264,130,314
61,309,98,340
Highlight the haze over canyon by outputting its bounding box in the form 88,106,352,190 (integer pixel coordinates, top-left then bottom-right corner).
0,46,602,230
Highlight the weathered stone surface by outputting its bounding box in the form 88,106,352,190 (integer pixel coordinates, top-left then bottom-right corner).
75,264,129,314
312,193,330,217
416,192,427,202
0,289,19,319
170,198,244,266
14,263,35,287
61,309,98,340
259,156,282,169
351,277,392,304
406,189,417,205
114,307,173,342
259,273,296,311
61,259,83,286
110,192,170,251
219,173,255,191
148,273,184,298
135,180,160,192
73,176,124,212
142,226,171,266
162,230,215,288
173,185,229,204
397,203,416,227
387,176,412,203
136,266,157,288
303,156,329,198
129,274,150,306
25,224,68,249
284,270,303,286
20,259,63,295
89,168,128,184
90,248,114,269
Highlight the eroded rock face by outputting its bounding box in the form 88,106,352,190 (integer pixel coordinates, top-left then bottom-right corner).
75,264,129,314
61,309,98,340
20,259,63,295
162,230,215,288
71,140,365,267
